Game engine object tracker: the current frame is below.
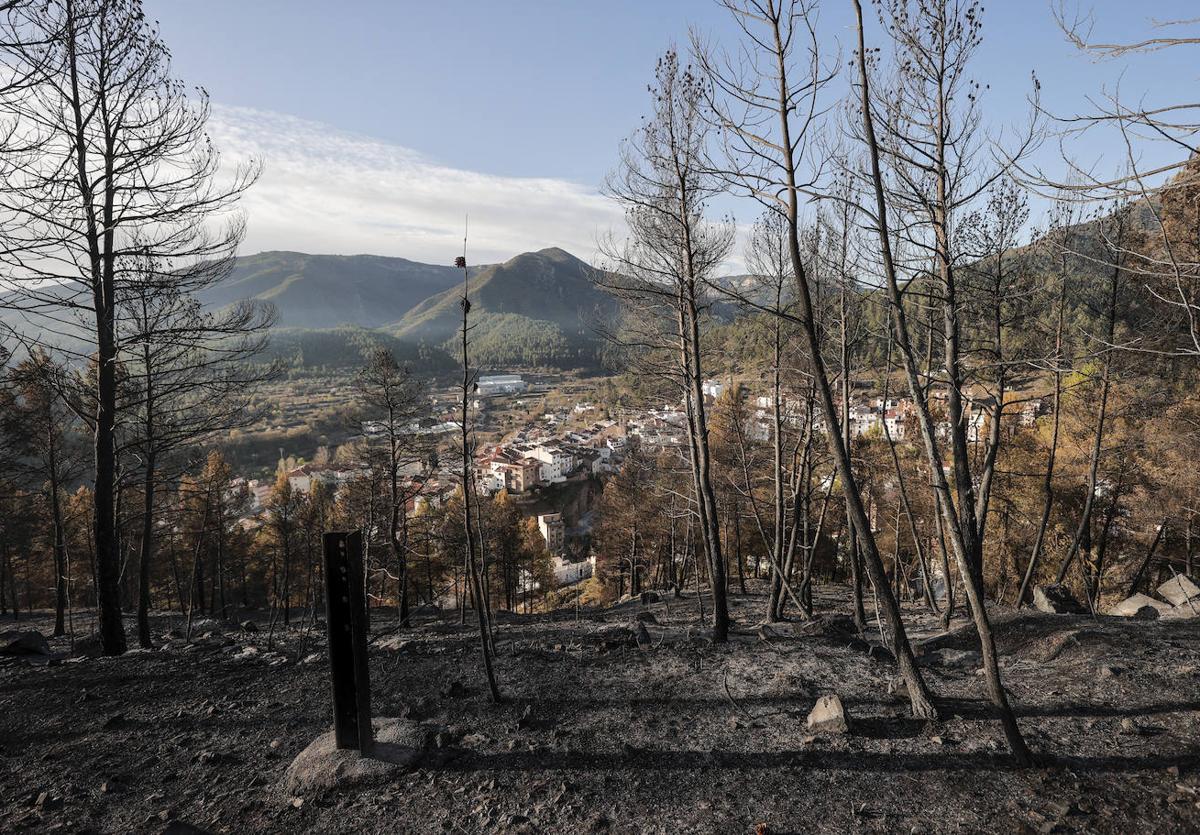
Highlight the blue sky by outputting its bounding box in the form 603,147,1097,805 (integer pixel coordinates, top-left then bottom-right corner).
144,1,1198,266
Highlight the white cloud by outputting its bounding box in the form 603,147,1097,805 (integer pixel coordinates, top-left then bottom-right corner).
208,105,622,266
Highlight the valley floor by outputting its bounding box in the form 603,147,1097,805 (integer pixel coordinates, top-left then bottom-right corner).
2,585,1199,834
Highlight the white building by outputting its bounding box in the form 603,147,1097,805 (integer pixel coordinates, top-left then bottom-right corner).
553,554,595,586
476,374,526,395
530,443,575,483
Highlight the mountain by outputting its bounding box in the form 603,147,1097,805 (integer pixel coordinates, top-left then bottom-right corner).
390,247,620,368
392,247,612,339
201,251,471,329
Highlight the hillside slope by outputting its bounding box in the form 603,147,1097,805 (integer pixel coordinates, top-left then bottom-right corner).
200,252,471,329
391,247,620,367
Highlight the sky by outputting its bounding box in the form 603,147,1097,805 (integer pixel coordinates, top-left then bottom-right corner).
144,0,1198,268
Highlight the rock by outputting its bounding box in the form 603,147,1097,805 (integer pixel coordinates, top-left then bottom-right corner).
280,717,435,797
378,636,412,652
937,649,982,668
0,630,50,656
1109,593,1172,618
634,611,659,625
757,622,797,640
35,791,63,811
1157,575,1200,607
639,591,660,605
301,653,321,665
239,620,258,633
866,644,896,664
1033,584,1087,614
806,694,849,734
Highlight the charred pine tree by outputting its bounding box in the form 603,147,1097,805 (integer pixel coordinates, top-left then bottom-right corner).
355,349,425,628
696,0,938,717
848,0,1037,762
599,51,733,642
0,0,257,654
455,251,501,703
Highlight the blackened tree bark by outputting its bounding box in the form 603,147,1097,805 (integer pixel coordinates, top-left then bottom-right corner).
0,0,258,654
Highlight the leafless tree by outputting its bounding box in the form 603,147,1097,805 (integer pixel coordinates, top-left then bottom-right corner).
1036,5,1199,357
117,251,275,648
599,50,734,642
693,0,939,718
455,250,501,703
847,0,1036,762
354,348,427,628
0,0,259,655
2,351,85,636
1015,195,1081,607
1053,206,1133,595
741,210,814,621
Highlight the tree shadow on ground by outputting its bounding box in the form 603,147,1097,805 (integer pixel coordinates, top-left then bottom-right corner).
430,745,1200,775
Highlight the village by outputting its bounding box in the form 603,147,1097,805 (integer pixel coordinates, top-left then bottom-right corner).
215,371,1051,610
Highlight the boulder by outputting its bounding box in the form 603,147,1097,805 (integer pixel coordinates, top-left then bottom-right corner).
0,630,50,656
634,611,659,625
281,717,435,798
1033,584,1087,615
1109,593,1172,618
239,620,259,633
639,590,660,605
806,694,849,734
1156,575,1200,608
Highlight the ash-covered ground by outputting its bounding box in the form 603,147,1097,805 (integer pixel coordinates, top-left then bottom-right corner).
2,585,1199,834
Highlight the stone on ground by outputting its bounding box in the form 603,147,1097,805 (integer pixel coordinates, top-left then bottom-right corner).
1033,584,1087,614
1109,593,1172,618
0,630,50,656
1157,575,1200,608
757,622,797,640
281,717,435,798
806,694,849,734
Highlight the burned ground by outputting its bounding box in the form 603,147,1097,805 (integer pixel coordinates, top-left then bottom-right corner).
2,586,1199,834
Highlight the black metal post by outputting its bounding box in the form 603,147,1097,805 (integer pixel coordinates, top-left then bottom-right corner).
323,530,374,754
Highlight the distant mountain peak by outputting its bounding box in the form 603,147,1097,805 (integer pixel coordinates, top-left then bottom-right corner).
533,246,582,262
